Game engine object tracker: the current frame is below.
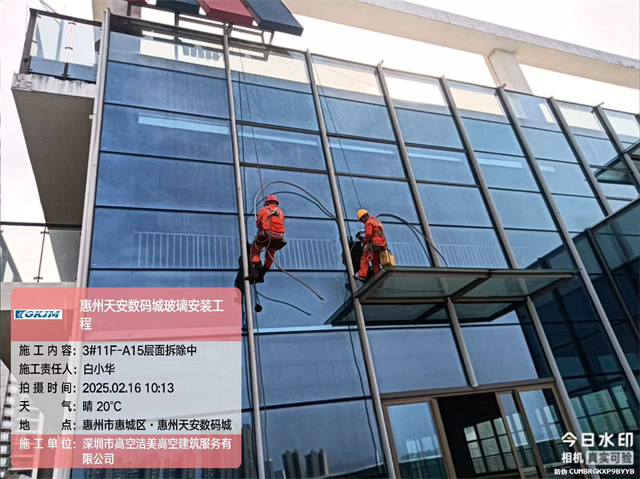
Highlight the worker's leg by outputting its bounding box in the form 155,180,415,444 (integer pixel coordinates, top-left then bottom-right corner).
264,247,277,269
250,239,264,264
246,239,264,282
371,251,381,275
358,248,371,279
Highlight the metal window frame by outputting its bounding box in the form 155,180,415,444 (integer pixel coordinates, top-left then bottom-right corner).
381,381,572,479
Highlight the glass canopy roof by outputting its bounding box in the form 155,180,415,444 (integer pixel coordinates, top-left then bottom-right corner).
326,267,575,326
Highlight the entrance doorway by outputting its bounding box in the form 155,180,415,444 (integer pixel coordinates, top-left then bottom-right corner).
384,385,579,478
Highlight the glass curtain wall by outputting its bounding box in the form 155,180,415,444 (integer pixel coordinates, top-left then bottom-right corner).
559,102,638,211
230,45,386,478
311,57,431,268
506,92,606,234
444,83,563,268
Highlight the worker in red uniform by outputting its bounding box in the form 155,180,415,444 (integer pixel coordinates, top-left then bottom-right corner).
355,209,387,282
246,195,286,283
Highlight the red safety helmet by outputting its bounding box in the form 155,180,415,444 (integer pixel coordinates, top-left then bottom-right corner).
264,194,279,206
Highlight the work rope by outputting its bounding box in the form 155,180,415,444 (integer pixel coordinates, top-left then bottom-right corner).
310,59,364,238
377,213,449,267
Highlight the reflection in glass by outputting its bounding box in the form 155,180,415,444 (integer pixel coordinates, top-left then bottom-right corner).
101,105,232,162
387,401,449,478
409,147,475,184
519,389,577,477
369,328,466,392
332,138,405,178
91,208,240,270
105,61,229,118
431,226,507,268
499,393,543,478
506,92,558,131
419,184,491,227
449,82,507,122
263,401,386,478
97,154,237,213
239,125,326,170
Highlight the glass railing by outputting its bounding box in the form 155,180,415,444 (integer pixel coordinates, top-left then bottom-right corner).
20,9,101,82
0,223,81,283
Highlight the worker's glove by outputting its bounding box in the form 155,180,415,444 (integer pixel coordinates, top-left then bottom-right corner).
355,230,365,241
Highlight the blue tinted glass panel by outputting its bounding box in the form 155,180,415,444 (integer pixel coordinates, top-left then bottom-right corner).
89,270,236,287
242,168,334,219
431,226,507,268
539,160,595,197
246,218,343,271
418,184,492,227
490,189,556,230
255,331,368,406
238,125,325,170
234,82,318,130
101,105,232,162
575,135,618,166
396,109,463,149
263,401,385,478
340,177,418,223
554,195,604,232
506,92,559,131
105,62,229,118
506,230,564,268
331,138,405,178
541,322,623,377
478,152,538,191
250,272,350,328
462,325,544,384
322,96,395,140
522,127,576,162
91,208,239,269
369,328,467,392
109,32,226,78
96,154,237,213
592,169,638,199
463,118,522,156
609,199,633,211
347,221,431,267
409,147,475,184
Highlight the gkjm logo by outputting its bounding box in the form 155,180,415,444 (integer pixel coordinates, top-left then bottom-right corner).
14,309,63,320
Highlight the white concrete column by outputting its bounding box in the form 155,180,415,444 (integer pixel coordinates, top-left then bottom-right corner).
486,49,533,94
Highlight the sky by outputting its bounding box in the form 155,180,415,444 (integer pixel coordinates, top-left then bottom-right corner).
1,0,639,227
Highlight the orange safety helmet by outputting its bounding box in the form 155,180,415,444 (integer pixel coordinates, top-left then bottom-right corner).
264,195,279,206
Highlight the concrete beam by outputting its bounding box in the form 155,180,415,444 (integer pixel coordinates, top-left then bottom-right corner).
285,0,640,90
486,50,533,94
12,74,95,225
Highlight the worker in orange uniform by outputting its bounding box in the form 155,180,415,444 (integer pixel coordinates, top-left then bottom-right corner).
355,209,387,282
246,195,286,284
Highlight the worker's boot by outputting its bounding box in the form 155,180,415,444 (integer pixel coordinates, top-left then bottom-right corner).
245,262,262,283
256,265,269,283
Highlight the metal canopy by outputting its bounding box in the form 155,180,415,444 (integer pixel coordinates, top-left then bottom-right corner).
326,267,575,326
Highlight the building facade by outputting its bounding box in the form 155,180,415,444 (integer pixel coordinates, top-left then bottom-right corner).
5,4,640,479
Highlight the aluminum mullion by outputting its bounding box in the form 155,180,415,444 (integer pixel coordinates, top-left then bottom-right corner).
377,66,479,388
498,87,640,401
593,105,640,190
223,29,265,479
439,76,519,269
510,389,548,479
548,97,612,215
305,50,396,479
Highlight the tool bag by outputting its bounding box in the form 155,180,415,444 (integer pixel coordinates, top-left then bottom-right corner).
379,248,396,267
